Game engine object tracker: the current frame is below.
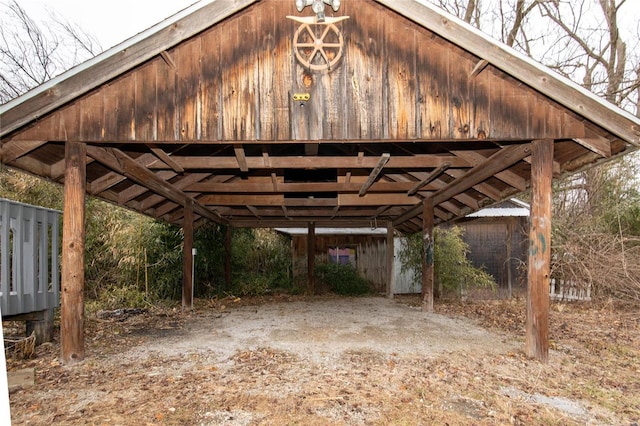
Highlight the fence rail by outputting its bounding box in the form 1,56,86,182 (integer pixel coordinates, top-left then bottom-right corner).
549,278,591,302
1,198,61,317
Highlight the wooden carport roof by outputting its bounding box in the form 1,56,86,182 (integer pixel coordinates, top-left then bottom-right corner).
1,0,639,233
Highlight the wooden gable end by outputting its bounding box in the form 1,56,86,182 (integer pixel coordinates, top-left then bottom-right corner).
9,0,605,145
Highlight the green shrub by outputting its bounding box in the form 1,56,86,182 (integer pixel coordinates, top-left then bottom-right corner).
315,262,372,296
229,228,293,295
95,285,152,311
398,226,495,297
144,222,184,300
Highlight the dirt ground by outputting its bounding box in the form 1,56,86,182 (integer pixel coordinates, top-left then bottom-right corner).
4,295,640,425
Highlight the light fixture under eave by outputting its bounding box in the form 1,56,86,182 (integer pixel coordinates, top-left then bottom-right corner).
296,0,341,22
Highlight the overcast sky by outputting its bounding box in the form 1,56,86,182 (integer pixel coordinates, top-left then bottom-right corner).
13,0,202,50
11,0,639,52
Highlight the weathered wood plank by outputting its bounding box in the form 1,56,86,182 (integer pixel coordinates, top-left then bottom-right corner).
469,56,491,139
387,22,416,139
256,2,277,141
79,90,104,141
573,137,612,158
449,48,472,139
134,61,158,141
175,38,201,141
112,74,136,141
344,1,384,139
416,31,449,138
156,49,178,141
200,26,222,141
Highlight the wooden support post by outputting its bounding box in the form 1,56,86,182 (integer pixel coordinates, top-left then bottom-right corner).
61,141,86,364
421,198,434,312
307,222,316,294
386,221,395,299
182,199,194,310
224,226,232,289
526,139,554,362
506,218,513,299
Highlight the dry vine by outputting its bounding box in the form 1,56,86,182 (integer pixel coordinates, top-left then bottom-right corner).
552,231,640,304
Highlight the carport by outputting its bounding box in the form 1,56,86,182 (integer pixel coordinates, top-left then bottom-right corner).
1,0,639,364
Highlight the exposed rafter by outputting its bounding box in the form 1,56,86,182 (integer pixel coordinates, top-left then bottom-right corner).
86,146,227,225
393,143,532,226
359,153,391,196
407,162,450,196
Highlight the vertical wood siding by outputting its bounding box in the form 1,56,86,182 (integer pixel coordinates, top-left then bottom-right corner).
14,0,592,143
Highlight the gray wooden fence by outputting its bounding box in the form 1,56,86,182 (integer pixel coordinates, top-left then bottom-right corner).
0,198,61,317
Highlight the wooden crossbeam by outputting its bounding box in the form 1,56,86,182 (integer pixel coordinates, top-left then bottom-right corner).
433,144,532,205
407,162,450,195
0,140,46,163
119,171,177,204
234,144,249,172
200,193,419,206
86,146,226,225
445,168,502,201
573,137,612,158
148,155,469,170
452,150,527,191
469,59,489,79
89,171,127,195
359,153,391,196
393,144,532,226
247,205,262,219
187,181,427,193
330,206,340,219
139,173,213,211
151,147,184,173
219,207,391,217
89,152,164,196
230,219,376,228
160,51,176,69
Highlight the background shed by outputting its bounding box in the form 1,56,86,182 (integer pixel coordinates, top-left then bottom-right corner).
282,199,530,296
278,227,391,293
452,199,530,297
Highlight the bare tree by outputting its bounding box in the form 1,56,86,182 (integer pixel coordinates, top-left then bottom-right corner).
535,0,639,111
0,0,101,103
430,0,482,27
428,0,640,303
427,0,639,114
